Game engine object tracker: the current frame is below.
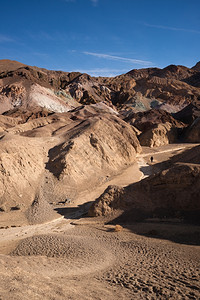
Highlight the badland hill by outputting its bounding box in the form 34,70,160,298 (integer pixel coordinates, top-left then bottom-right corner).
0,59,200,226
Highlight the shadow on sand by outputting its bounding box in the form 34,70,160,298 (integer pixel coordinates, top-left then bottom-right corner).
151,144,200,174
139,165,153,176
106,210,200,246
54,201,93,220
122,222,200,246
55,200,200,246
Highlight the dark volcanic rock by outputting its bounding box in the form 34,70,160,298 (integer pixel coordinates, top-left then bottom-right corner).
123,109,185,132
184,118,200,142
174,96,200,124
192,61,200,71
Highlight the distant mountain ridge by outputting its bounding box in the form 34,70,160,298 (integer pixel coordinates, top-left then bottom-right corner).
0,59,200,115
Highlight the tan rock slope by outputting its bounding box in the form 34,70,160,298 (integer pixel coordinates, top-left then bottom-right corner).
0,105,141,225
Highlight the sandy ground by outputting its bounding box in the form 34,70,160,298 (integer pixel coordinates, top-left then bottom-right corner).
0,143,200,300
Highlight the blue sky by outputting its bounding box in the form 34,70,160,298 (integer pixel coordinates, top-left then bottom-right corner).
0,0,199,76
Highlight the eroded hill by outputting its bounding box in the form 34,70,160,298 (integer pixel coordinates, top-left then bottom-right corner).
0,105,141,226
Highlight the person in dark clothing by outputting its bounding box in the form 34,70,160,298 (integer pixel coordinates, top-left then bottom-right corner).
150,156,153,163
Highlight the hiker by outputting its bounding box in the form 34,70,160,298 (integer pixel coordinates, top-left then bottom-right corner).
150,156,153,163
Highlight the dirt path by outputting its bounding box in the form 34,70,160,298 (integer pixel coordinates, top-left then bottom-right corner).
137,143,199,179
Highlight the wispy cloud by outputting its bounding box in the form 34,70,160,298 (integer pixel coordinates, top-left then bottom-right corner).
143,23,200,34
71,67,128,77
0,34,15,43
83,51,152,65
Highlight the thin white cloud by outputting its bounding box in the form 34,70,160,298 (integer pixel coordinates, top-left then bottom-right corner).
83,51,152,65
0,34,15,43
143,23,200,34
71,68,128,77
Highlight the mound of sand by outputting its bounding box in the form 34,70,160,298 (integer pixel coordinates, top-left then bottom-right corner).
26,193,59,225
10,234,105,261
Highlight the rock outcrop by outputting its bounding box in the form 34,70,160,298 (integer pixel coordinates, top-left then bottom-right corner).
122,108,185,132
174,96,200,124
138,122,178,147
121,109,185,147
88,163,200,223
0,60,81,114
192,61,200,72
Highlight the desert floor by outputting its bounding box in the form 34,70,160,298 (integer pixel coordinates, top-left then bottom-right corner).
0,144,199,300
